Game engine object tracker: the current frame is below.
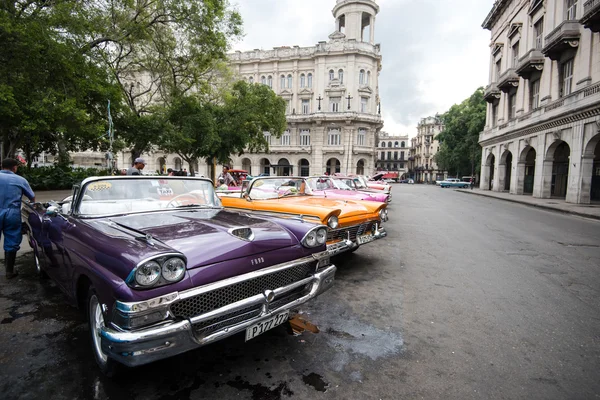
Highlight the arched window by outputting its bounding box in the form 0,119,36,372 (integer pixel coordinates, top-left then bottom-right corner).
287,74,292,88
329,70,335,81
338,69,344,84
401,141,405,147
300,74,306,88
367,71,371,85
381,142,386,148
280,75,286,89
359,69,365,85
307,73,313,88
267,75,273,88
388,141,392,147
261,76,266,85
249,76,254,84
394,141,399,147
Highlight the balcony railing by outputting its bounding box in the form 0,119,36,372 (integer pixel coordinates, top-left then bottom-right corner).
542,21,581,60
497,68,520,92
582,0,600,32
287,111,382,124
515,49,545,79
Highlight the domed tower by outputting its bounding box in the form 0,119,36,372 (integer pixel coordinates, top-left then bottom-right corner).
332,0,379,44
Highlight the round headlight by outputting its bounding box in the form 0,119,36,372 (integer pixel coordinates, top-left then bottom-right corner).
316,228,327,245
327,215,339,229
135,261,161,286
162,257,186,282
379,209,389,222
305,231,317,247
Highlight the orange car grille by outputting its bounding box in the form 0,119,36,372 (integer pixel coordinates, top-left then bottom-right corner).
327,221,377,242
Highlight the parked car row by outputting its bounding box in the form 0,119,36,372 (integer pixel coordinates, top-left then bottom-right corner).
21,174,391,375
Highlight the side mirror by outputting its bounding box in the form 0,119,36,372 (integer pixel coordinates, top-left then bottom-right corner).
45,206,59,217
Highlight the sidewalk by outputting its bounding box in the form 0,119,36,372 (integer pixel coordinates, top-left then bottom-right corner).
456,188,600,221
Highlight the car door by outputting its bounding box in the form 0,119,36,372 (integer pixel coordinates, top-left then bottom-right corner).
41,207,76,292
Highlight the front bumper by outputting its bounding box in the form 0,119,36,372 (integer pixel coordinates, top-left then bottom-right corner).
100,264,336,367
326,223,387,254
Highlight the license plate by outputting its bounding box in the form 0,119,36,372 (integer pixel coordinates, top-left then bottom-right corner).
357,234,375,244
245,311,289,341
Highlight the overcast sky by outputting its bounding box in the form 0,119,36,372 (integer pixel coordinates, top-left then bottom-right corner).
230,0,495,137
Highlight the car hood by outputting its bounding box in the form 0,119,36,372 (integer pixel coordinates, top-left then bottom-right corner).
274,195,380,220
89,209,296,270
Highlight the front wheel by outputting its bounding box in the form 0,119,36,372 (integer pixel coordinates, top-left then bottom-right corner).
87,288,120,376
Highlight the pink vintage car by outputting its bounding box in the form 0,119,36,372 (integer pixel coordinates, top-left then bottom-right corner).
334,175,393,198
308,177,391,203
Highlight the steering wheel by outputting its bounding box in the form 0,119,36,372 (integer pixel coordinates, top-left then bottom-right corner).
166,193,202,208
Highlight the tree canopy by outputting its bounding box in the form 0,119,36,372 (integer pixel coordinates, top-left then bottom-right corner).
1,0,243,164
160,81,287,177
434,88,486,178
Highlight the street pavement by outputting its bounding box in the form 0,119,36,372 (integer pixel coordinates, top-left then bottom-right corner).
0,185,599,399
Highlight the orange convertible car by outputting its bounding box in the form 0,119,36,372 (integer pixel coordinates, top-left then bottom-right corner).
218,177,388,255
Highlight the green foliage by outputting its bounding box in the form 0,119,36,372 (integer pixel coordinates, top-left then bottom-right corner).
19,166,111,191
160,81,287,177
0,2,123,161
435,88,486,177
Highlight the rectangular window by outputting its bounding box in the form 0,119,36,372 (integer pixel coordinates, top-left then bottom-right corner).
281,131,290,146
302,99,310,114
508,93,517,119
328,130,341,146
534,18,544,50
512,42,519,68
560,58,574,97
495,59,502,81
530,79,540,109
330,97,341,112
400,151,405,160
360,97,368,113
492,103,498,127
300,130,310,146
264,132,272,145
400,162,404,169
566,0,577,20
357,129,366,146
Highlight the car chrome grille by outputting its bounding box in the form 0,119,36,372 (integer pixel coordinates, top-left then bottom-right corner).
327,222,376,242
170,262,315,320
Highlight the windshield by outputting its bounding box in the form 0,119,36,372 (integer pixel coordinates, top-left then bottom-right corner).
353,177,368,189
248,177,313,200
332,179,353,190
306,177,336,191
76,178,221,216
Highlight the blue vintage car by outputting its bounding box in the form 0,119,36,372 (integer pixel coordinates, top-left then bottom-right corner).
439,178,470,188
21,176,339,375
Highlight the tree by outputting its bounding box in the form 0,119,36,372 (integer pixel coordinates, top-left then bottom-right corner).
160,81,287,179
0,3,122,162
435,88,486,178
72,0,244,159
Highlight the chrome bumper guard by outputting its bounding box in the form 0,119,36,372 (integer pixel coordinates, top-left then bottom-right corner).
100,259,336,367
326,224,387,254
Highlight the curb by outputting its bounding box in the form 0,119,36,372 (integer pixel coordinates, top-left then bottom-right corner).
455,189,600,221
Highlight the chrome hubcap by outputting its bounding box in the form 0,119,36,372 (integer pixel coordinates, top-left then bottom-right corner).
90,295,108,364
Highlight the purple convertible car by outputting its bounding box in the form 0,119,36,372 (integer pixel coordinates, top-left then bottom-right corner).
306,177,390,203
21,176,338,375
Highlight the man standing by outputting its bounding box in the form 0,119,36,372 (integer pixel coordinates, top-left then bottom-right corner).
217,166,235,187
0,158,35,279
127,158,145,175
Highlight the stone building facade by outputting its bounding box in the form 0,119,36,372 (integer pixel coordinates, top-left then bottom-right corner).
480,0,600,203
226,0,384,177
408,116,447,183
375,132,410,178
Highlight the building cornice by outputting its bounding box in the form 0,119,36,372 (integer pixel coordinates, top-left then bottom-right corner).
229,40,381,64
482,0,511,30
332,0,379,16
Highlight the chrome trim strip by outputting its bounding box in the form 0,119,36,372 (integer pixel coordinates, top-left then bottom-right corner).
177,254,322,301
223,207,323,223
